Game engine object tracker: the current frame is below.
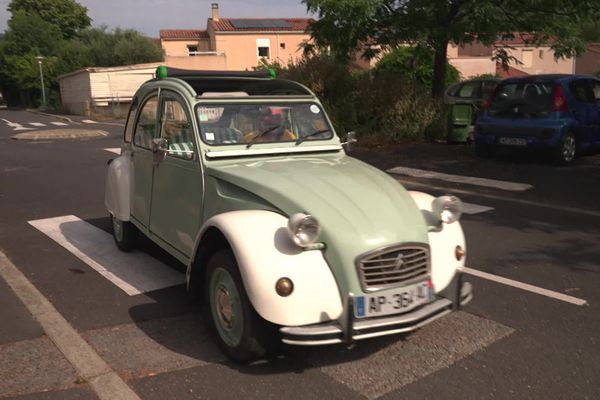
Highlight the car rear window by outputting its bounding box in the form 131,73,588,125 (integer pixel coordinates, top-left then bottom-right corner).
489,81,554,118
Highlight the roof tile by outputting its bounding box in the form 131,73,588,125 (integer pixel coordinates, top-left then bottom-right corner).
160,29,209,39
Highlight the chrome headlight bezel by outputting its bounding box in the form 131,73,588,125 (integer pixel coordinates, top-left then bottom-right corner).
431,195,463,224
287,213,321,247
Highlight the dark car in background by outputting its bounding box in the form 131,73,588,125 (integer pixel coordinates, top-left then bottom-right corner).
475,74,600,164
445,78,501,143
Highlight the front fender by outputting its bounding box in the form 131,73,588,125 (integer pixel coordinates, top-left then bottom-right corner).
104,153,130,221
408,191,466,292
193,210,343,326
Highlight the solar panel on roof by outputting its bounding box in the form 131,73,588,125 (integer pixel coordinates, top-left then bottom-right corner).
230,19,291,29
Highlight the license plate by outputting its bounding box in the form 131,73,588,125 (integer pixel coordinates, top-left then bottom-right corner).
498,137,527,146
355,281,432,318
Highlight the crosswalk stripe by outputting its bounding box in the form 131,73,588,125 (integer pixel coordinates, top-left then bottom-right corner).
28,215,185,296
29,122,46,127
51,122,68,126
82,119,97,124
388,166,533,192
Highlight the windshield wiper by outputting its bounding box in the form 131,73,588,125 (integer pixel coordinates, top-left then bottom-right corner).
246,125,280,149
295,129,331,145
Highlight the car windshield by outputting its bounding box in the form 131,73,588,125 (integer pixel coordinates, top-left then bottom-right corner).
489,81,555,118
196,102,334,146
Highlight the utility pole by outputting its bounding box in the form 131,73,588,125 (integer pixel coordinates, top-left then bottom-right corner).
35,56,46,108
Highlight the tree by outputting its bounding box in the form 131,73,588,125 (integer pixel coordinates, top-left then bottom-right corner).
304,0,599,99
8,0,91,39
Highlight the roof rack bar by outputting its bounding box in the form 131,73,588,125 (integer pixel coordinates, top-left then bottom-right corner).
166,67,272,79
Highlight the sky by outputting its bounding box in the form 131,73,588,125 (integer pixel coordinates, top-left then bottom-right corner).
0,0,314,37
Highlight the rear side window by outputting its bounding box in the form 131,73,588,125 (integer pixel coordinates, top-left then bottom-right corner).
456,81,480,99
489,81,554,117
590,80,600,102
570,80,593,103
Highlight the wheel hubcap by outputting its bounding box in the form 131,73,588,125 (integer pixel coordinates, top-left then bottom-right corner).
112,216,123,241
563,136,575,162
209,267,243,347
216,286,234,329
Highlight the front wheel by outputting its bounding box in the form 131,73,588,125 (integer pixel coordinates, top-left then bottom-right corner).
205,250,270,363
553,132,577,165
111,214,137,251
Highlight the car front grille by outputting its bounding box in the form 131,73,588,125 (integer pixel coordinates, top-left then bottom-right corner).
357,244,430,291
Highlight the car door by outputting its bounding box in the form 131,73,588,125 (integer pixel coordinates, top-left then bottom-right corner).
569,79,599,148
149,91,204,258
130,92,159,228
588,79,600,146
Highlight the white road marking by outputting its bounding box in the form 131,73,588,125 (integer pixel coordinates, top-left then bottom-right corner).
398,178,600,218
51,122,69,126
2,118,34,131
28,215,185,296
463,267,588,306
388,166,533,192
0,251,142,400
104,148,121,155
29,122,46,127
462,202,494,215
82,119,97,124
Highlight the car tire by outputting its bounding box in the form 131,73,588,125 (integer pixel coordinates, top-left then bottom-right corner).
111,214,137,252
475,142,494,158
553,132,577,165
205,250,270,363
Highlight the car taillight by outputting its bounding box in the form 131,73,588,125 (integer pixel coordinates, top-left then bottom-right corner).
553,84,568,112
482,87,498,111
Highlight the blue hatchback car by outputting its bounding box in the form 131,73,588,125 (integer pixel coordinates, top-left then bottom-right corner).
474,74,600,164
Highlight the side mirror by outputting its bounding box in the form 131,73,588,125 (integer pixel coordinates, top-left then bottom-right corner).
152,138,168,163
342,131,358,152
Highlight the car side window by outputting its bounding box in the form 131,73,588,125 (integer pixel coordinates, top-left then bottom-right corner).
570,80,593,103
590,80,600,103
161,97,195,160
457,81,480,99
133,95,159,149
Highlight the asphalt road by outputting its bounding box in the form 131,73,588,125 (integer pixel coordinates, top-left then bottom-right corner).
0,108,599,400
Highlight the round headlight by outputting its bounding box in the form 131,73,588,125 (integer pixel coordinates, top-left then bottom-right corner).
287,213,321,247
431,195,463,224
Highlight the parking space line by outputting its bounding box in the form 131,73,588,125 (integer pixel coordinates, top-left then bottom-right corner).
51,122,69,126
397,179,600,218
82,119,97,124
29,122,46,127
463,267,588,306
104,148,121,155
0,251,141,400
388,166,533,191
28,215,185,296
462,202,494,215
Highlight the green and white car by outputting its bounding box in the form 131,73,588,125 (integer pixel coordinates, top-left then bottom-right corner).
105,67,472,362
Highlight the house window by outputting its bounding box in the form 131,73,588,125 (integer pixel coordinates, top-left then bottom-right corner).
187,45,198,56
522,50,533,68
280,42,286,49
257,38,270,58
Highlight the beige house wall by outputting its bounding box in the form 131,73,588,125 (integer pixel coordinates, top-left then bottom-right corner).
162,39,211,57
575,51,600,75
165,54,227,70
214,32,308,70
449,57,496,79
504,47,574,75
59,71,92,115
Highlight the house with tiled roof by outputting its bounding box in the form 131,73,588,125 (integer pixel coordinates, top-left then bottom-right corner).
160,3,314,71
447,34,600,79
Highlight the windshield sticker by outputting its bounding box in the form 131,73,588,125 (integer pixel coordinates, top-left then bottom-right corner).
199,114,208,122
205,132,215,141
310,105,320,114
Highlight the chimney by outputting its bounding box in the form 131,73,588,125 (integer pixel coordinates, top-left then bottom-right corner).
211,3,219,21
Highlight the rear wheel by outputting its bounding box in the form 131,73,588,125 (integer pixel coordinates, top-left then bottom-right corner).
554,132,576,165
111,214,137,251
205,250,269,363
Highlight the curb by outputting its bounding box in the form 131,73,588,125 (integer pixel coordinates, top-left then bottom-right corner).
25,109,78,124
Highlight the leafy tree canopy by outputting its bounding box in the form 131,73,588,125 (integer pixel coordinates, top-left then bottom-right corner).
8,0,91,39
304,0,599,98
